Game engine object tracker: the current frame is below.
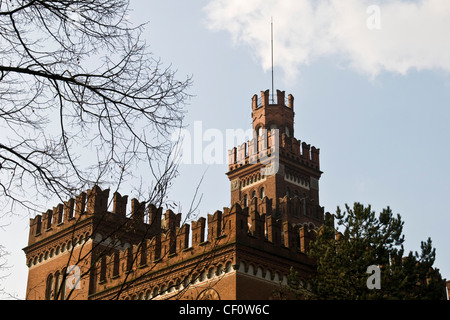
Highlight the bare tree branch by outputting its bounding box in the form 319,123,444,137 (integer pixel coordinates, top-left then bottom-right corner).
0,0,193,215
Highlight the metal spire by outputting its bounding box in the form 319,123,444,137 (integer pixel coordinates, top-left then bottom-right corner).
271,17,274,103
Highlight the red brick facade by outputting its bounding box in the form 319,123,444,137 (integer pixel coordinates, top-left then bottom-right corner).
227,89,323,227
23,89,326,300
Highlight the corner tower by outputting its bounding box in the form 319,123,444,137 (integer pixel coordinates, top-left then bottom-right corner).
227,89,324,227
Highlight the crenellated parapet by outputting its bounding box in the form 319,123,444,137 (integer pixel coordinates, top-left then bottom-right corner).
227,130,320,173
90,197,321,298
25,185,325,299
24,87,328,300
228,89,320,175
27,186,156,247
252,89,293,111
228,128,276,170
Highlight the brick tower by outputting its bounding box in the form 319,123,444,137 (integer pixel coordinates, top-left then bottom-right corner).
227,89,323,229
23,89,326,300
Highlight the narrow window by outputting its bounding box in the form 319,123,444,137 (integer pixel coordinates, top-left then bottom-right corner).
99,256,107,282
140,242,147,266
46,211,52,230
57,209,63,224
113,251,120,277
36,216,42,235
45,274,54,300
60,268,67,300
126,248,133,272
54,271,61,300
257,126,263,136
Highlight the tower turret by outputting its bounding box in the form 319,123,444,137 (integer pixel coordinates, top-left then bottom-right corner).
227,89,324,227
252,89,295,138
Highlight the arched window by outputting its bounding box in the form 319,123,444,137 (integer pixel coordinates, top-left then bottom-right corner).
152,287,159,298
285,126,290,137
252,190,256,199
99,255,107,283
256,126,263,137
286,187,290,197
140,241,147,267
54,271,61,300
113,251,120,277
126,248,133,272
45,274,54,300
57,208,64,224
243,194,248,207
35,216,42,235
303,195,307,216
46,211,52,230
60,268,67,300
260,187,265,199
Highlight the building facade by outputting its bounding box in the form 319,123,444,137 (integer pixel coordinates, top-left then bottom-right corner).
23,89,326,300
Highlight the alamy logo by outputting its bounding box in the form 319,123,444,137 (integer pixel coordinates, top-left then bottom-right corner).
66,265,81,290
171,121,280,175
366,265,381,290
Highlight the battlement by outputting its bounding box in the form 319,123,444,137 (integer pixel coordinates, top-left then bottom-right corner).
24,87,327,300
88,199,321,297
25,186,323,291
228,131,320,172
27,185,162,247
252,89,293,109
227,89,320,173
28,188,322,247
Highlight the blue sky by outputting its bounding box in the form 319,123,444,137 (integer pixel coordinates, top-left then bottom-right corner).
1,0,449,298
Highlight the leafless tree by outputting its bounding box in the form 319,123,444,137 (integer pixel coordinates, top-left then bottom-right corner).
0,0,195,300
0,0,192,215
33,169,224,301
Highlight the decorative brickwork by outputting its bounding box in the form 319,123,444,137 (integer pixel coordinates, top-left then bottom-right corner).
227,89,323,226
23,89,326,300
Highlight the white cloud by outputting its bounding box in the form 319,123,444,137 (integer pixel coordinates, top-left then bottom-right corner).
203,0,450,81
